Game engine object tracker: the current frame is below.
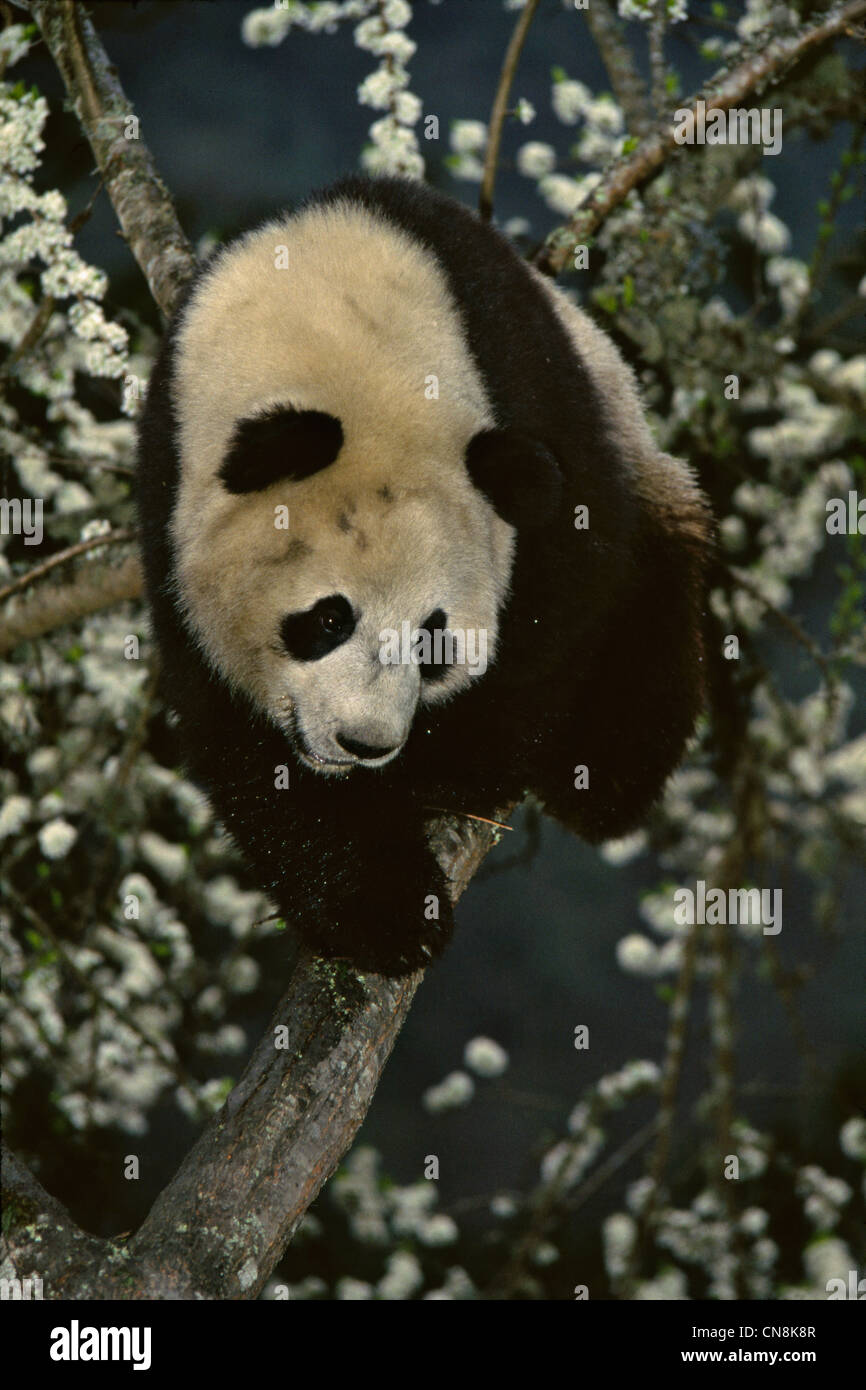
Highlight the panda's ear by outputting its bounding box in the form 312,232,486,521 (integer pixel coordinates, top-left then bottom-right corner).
218,407,343,494
465,428,563,528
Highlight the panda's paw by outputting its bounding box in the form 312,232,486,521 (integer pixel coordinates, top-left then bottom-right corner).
366,877,454,977
296,847,454,977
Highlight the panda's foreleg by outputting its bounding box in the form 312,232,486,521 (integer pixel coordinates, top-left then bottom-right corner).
291,808,454,975
204,744,454,975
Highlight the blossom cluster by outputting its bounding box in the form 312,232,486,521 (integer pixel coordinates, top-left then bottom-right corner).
1,36,129,392
242,1,424,177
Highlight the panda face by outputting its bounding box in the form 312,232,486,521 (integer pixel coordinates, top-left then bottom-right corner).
171,413,514,775
165,200,526,772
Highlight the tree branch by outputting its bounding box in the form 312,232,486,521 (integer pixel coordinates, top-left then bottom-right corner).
534,0,866,274
479,0,541,222
0,554,143,656
29,0,194,316
1,812,506,1299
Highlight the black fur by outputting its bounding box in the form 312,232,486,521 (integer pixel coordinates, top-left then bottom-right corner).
218,407,343,493
136,175,712,976
465,428,563,528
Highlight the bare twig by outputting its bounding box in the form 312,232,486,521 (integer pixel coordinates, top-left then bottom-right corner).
0,527,135,604
479,0,541,222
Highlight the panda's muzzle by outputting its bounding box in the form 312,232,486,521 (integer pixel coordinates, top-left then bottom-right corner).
293,726,406,774
335,733,401,762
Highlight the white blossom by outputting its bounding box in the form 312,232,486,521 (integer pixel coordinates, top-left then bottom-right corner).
419,1214,458,1246
0,23,32,67
203,875,267,933
450,120,487,154
619,0,689,22
728,175,777,213
240,8,292,46
139,831,188,884
532,1241,559,1266
633,1267,689,1299
603,1212,637,1278
739,1206,769,1237
551,78,592,126
516,141,556,179
37,817,77,860
738,209,791,255
839,1116,866,1162
802,1236,855,1291
336,1277,375,1299
540,1130,604,1188
616,932,659,975
463,1035,508,1078
377,1250,424,1300
514,98,535,126
536,173,582,215
423,1069,474,1112
383,0,411,26
0,795,31,840
222,955,260,994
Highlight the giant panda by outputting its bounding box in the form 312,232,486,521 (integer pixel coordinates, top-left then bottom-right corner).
136,174,712,976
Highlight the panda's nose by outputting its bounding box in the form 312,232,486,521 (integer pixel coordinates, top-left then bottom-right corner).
336,733,400,761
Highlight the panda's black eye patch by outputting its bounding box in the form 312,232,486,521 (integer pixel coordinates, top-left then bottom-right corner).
280,595,356,661
418,608,450,683
219,407,343,494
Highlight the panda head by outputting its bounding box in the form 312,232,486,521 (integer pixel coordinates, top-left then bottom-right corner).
169,402,561,775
